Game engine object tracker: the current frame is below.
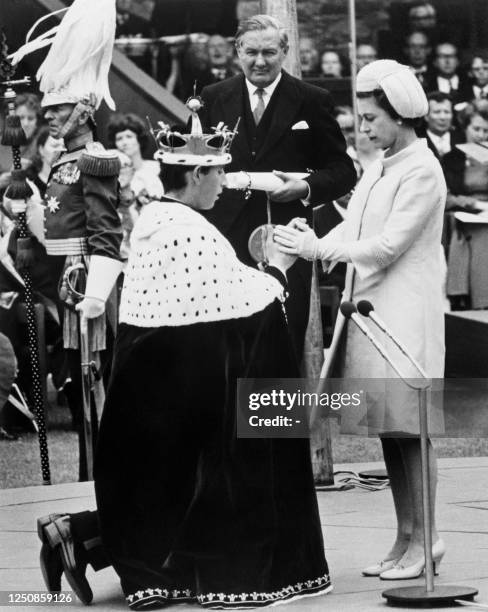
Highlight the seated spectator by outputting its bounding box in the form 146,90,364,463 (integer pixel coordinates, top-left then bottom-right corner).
442,101,488,309
15,93,45,164
403,31,433,88
335,106,381,178
334,106,358,175
407,1,469,51
408,1,437,33
442,101,488,210
107,113,164,206
466,52,488,102
419,92,464,159
180,35,239,99
320,50,345,78
207,34,239,81
425,43,471,103
300,37,320,77
0,93,45,174
356,44,377,71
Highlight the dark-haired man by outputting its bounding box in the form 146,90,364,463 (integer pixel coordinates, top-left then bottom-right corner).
425,43,471,103
419,91,464,159
36,107,332,611
403,31,433,88
466,53,488,102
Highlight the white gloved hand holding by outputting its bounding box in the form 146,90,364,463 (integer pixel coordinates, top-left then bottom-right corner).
75,297,106,335
273,218,320,260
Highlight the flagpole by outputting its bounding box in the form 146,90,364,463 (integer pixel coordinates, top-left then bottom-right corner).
348,0,359,147
260,0,334,485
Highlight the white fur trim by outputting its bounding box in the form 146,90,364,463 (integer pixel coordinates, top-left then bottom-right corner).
119,201,284,327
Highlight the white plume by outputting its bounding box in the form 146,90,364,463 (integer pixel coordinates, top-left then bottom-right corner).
9,0,116,110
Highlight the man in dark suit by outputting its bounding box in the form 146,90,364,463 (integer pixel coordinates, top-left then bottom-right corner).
424,43,471,104
464,53,488,103
402,31,435,90
199,14,356,362
418,91,464,159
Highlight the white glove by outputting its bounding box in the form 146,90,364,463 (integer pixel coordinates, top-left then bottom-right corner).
273,219,320,260
75,297,106,335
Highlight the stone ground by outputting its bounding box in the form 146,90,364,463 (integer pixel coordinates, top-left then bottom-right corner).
1,458,487,612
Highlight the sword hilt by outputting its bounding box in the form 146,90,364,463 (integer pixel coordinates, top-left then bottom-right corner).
60,263,86,305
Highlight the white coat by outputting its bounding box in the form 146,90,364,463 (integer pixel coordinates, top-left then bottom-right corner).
323,139,446,434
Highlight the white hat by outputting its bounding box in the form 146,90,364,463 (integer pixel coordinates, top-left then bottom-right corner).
356,60,428,118
10,0,116,111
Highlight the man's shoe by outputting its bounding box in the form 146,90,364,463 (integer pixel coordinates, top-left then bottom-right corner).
38,514,93,605
38,514,64,592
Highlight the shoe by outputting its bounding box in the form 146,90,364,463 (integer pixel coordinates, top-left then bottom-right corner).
38,514,93,605
38,514,64,591
362,558,399,577
379,539,446,580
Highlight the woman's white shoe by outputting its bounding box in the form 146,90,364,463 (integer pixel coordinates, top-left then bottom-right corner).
362,558,399,577
379,539,446,580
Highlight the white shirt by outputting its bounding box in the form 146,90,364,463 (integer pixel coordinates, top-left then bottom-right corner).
244,72,311,204
245,73,282,113
426,129,452,157
437,74,459,93
473,84,488,99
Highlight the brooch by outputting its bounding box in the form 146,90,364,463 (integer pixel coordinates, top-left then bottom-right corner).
46,196,60,213
52,162,81,185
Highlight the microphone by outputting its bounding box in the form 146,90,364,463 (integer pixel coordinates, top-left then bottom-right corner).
340,301,407,380
357,300,427,379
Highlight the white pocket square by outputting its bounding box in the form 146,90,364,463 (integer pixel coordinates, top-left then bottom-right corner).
292,120,309,130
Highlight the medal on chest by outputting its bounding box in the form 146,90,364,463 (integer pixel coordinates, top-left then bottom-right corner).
46,195,61,213
52,162,81,185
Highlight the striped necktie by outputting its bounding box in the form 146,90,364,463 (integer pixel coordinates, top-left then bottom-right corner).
253,88,266,125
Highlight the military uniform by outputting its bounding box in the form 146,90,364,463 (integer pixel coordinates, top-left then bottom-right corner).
43,138,122,351
42,136,121,481
44,140,121,263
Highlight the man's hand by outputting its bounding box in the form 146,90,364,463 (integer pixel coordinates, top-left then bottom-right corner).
273,218,319,260
445,193,480,212
265,227,297,273
269,171,309,203
75,297,105,335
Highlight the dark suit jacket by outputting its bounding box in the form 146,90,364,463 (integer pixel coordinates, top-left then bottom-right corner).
441,147,467,195
199,71,356,359
417,126,465,161
459,79,488,104
423,72,472,104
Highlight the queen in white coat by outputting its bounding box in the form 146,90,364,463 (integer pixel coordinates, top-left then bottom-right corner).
274,60,447,581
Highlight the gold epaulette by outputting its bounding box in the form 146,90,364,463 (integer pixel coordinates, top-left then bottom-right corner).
78,142,121,177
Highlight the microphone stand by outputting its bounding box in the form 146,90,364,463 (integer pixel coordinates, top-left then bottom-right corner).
350,302,478,607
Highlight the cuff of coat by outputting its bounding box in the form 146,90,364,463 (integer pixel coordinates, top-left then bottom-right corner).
347,240,390,279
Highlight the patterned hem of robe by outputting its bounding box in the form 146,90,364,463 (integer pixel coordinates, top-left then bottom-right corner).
126,574,332,609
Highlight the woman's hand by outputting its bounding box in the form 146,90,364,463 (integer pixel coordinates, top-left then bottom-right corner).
273,218,319,260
